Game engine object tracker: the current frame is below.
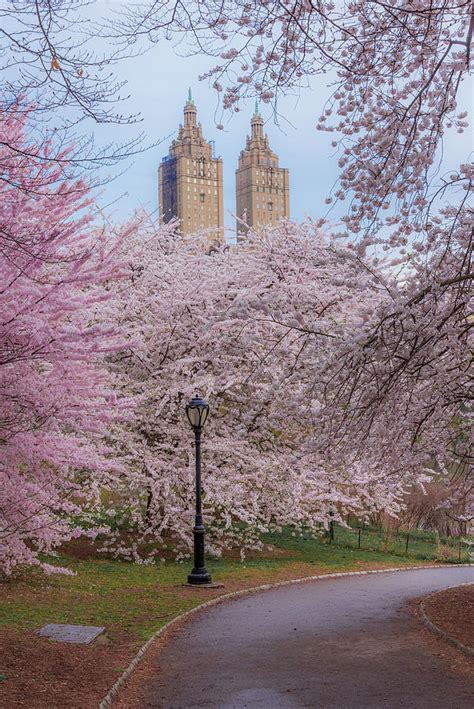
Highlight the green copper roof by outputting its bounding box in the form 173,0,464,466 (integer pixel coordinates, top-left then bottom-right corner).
187,87,194,105
254,100,260,117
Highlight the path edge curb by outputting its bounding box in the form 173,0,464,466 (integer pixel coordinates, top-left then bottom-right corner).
98,563,472,708
419,581,474,659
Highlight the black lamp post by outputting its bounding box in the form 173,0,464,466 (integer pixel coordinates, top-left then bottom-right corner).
185,395,212,585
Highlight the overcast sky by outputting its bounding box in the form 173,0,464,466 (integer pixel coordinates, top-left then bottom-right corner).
86,21,340,240
86,2,471,242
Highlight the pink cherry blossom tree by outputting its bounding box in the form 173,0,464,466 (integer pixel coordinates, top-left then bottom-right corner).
117,1,472,518
0,106,132,575
105,217,432,561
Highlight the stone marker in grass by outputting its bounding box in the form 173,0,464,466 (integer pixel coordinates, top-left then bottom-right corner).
36,624,105,644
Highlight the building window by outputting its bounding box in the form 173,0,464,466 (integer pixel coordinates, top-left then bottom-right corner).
200,193,205,203
268,202,273,211
256,186,259,192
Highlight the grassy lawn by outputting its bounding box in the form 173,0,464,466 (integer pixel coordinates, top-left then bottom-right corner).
2,527,465,643
324,525,472,563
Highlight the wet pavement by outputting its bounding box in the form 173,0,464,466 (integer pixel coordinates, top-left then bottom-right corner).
143,567,473,708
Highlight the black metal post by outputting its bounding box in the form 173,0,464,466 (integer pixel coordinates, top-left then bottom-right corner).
329,518,334,543
328,509,335,543
187,427,212,585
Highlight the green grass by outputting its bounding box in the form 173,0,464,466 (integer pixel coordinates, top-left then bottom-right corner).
324,525,472,562
1,527,470,643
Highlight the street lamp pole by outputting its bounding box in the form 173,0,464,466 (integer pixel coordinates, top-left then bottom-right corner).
186,395,212,585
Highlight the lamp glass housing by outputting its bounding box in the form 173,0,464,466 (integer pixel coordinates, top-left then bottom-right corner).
186,396,209,430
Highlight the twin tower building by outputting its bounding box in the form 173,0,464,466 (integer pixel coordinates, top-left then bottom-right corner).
158,90,290,241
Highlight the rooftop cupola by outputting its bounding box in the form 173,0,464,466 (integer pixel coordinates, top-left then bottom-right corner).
250,100,264,141
184,87,197,127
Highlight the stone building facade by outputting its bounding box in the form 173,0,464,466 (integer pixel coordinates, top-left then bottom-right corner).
159,94,290,241
158,90,224,241
235,103,290,239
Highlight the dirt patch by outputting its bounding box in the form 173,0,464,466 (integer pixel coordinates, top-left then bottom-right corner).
219,544,293,560
59,536,295,562
0,627,139,709
58,536,106,560
423,584,474,650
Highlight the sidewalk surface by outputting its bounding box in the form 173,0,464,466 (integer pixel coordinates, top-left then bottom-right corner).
133,567,474,708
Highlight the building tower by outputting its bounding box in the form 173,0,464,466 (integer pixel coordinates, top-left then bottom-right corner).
159,90,224,240
235,103,290,238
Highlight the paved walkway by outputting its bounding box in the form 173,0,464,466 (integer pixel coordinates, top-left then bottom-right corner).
142,567,473,708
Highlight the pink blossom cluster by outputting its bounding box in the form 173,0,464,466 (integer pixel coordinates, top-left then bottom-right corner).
0,107,131,575
100,216,471,563
100,220,390,561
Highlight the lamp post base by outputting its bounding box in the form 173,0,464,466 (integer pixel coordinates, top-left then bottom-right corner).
183,581,224,589
187,567,212,585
